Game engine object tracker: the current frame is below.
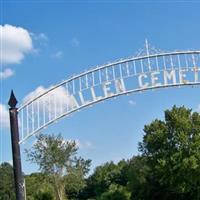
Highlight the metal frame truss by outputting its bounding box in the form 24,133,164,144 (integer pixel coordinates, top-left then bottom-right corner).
18,50,200,143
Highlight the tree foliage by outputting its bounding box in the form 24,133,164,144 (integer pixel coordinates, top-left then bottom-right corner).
25,133,91,200
138,106,200,199
80,106,200,200
0,162,15,200
98,184,131,200
2,106,200,200
25,172,54,200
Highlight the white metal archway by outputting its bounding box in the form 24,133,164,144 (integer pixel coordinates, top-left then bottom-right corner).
18,49,200,143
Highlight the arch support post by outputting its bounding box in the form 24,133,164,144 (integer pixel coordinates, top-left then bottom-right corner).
8,90,24,200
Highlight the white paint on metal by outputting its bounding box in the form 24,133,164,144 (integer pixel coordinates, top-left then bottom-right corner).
18,50,200,143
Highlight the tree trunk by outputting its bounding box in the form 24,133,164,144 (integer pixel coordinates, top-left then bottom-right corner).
53,175,63,200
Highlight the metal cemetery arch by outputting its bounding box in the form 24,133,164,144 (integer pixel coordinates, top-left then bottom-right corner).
17,50,200,144
8,46,200,200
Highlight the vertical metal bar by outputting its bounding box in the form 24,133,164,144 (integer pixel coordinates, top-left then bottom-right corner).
43,97,45,126
85,75,88,89
126,62,130,76
140,59,144,73
55,94,59,116
48,95,51,120
199,54,200,66
21,109,24,141
106,67,108,81
66,82,69,112
8,90,25,200
79,77,82,91
133,60,136,74
99,69,102,84
92,72,95,86
185,54,189,69
192,54,196,67
54,94,57,119
58,94,61,117
72,79,75,93
26,106,29,138
163,56,166,70
31,102,34,133
112,65,115,80
66,82,69,94
170,55,174,69
145,40,150,69
156,56,159,71
177,54,181,70
147,56,151,72
37,100,40,129
119,63,122,78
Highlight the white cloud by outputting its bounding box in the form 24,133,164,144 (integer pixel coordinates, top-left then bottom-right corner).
0,24,33,65
21,87,94,145
52,50,63,59
33,33,48,41
7,160,13,166
23,85,76,117
71,38,80,48
0,103,10,129
75,139,93,149
20,85,83,139
0,68,14,79
23,86,48,103
128,100,136,106
31,33,48,48
65,139,93,149
196,104,200,113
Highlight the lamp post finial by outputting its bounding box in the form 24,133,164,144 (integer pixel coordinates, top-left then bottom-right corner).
8,90,18,108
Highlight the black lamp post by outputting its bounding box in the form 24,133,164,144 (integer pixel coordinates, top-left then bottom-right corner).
8,90,24,200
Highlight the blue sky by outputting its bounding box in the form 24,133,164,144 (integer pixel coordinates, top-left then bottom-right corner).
1,1,200,174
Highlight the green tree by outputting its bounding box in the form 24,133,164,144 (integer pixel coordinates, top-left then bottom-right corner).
34,187,54,200
25,133,91,200
0,162,15,200
123,156,149,200
88,162,122,197
25,172,54,200
79,161,128,199
139,106,200,199
98,184,131,200
64,157,91,199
